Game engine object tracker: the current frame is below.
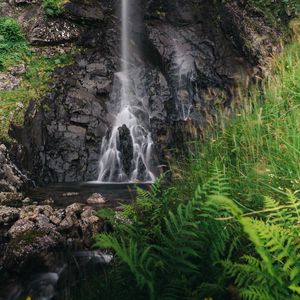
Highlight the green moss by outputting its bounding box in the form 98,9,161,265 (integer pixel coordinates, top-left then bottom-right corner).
0,17,30,71
42,0,68,17
0,49,78,142
9,230,45,248
248,0,299,25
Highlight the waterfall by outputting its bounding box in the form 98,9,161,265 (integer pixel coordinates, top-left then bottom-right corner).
97,0,156,183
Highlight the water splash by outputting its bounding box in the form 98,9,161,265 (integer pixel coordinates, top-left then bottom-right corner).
173,41,195,120
97,0,156,183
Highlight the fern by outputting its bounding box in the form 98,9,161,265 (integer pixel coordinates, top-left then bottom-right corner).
95,166,233,299
208,192,300,300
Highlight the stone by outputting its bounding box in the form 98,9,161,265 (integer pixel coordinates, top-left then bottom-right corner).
0,144,30,192
0,73,21,91
41,197,55,205
8,219,35,238
80,207,103,246
8,64,26,76
49,209,64,225
0,192,23,207
117,125,134,176
86,193,106,204
65,203,83,216
29,17,81,46
22,197,32,205
0,206,19,224
64,1,105,23
2,229,63,272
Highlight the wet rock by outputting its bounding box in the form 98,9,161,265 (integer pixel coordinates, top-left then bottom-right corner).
0,206,19,224
117,125,134,176
0,192,23,207
86,193,106,204
0,144,30,192
220,2,281,67
2,229,63,272
80,207,103,245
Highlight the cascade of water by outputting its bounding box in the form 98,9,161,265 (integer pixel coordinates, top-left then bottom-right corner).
174,42,195,120
97,0,156,183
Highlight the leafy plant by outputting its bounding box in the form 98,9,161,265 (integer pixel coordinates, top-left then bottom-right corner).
0,17,29,71
42,0,66,17
96,166,234,300
0,51,77,142
206,190,300,300
248,0,299,24
173,38,300,210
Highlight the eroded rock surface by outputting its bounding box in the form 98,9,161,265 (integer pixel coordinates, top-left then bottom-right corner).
10,0,280,183
0,144,30,192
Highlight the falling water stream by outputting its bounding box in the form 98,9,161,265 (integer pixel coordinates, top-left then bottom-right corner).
97,0,156,183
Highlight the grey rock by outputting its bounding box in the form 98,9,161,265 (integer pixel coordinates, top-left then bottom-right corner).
29,16,81,46
0,192,23,207
8,219,35,238
86,193,106,204
0,144,30,192
0,206,19,224
64,1,105,23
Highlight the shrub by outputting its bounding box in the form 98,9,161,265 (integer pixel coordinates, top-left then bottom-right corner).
249,0,299,24
0,18,28,70
42,0,65,17
95,167,235,300
212,191,300,300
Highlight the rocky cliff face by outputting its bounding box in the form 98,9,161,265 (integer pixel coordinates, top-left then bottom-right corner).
9,0,280,183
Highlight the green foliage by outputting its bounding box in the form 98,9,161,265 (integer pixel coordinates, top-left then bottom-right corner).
0,17,29,71
42,0,66,17
0,51,77,142
208,191,300,300
77,18,300,300
95,167,234,300
248,0,299,24
174,40,300,209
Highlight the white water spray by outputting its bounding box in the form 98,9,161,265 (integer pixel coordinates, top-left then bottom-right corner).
97,0,156,182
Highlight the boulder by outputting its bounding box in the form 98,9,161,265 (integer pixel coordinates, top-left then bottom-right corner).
8,219,35,238
28,16,81,45
0,192,23,207
2,229,63,272
0,144,30,192
0,206,19,224
86,193,106,204
64,1,105,23
80,207,103,245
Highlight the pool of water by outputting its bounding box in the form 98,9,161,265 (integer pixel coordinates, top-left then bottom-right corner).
27,182,151,208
